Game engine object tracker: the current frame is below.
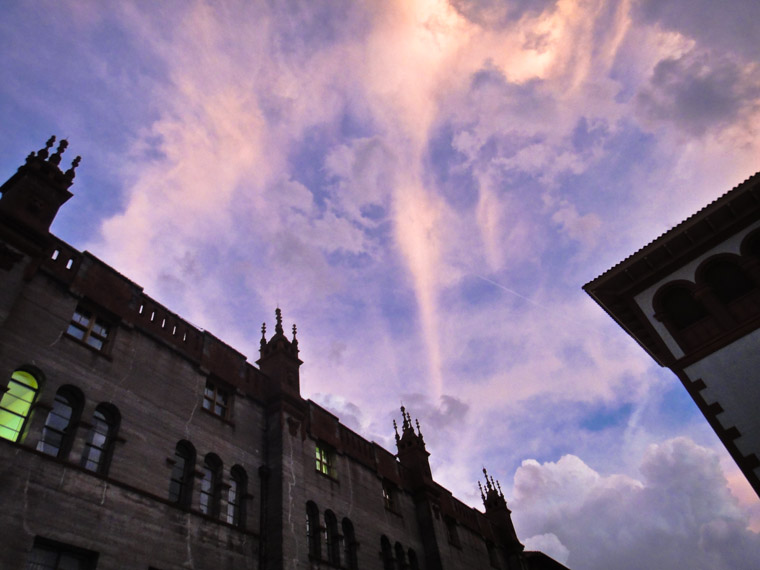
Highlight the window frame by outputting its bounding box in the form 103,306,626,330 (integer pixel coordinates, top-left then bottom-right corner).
65,305,112,353
202,378,231,420
37,385,83,459
199,453,222,517
315,442,337,480
168,440,196,507
81,403,120,475
226,465,248,527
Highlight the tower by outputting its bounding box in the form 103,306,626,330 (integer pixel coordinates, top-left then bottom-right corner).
0,136,79,252
480,469,525,570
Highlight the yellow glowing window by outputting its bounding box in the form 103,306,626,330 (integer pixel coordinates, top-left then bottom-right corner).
315,443,336,479
0,370,39,442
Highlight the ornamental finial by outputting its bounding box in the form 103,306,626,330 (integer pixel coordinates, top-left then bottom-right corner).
49,139,68,166
38,136,55,159
275,307,283,334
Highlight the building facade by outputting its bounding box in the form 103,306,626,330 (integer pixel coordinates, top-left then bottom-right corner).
584,172,760,498
0,138,568,570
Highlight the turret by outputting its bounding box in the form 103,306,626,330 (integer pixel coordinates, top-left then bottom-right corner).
257,308,302,399
479,468,524,555
0,136,79,251
394,406,432,486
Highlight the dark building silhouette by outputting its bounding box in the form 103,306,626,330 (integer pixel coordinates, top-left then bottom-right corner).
585,172,760,498
0,138,569,570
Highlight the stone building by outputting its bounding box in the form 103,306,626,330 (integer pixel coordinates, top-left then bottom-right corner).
584,172,760,498
0,138,568,570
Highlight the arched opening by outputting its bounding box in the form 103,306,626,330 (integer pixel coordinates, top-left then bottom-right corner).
169,440,196,507
81,403,120,474
37,385,83,458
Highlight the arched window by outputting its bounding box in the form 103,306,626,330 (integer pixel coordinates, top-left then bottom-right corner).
226,465,248,527
169,440,196,507
307,501,321,559
381,536,394,570
657,285,707,330
0,369,40,442
81,403,120,475
395,542,406,570
325,510,340,566
342,518,358,570
408,548,419,570
702,258,753,303
199,453,222,516
37,385,83,458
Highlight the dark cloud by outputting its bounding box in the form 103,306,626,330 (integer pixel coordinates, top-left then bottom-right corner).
449,0,557,28
634,0,760,60
513,438,760,570
636,51,756,136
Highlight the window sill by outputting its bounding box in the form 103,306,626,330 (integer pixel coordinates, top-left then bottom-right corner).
62,333,113,360
199,406,235,427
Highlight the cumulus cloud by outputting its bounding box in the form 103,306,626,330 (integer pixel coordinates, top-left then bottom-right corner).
513,438,760,570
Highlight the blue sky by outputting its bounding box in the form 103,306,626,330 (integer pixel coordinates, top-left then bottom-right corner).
2,1,760,568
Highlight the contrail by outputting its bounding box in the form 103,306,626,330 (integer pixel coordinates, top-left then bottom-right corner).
474,274,545,308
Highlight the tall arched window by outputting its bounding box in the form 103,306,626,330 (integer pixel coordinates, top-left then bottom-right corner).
306,501,321,559
408,548,420,570
37,385,83,458
199,453,222,516
342,518,358,570
226,465,248,527
325,510,340,566
81,403,120,475
395,542,406,570
169,440,196,507
381,536,394,570
0,369,40,442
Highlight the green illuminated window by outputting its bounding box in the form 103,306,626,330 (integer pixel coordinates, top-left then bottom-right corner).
0,370,39,442
315,442,336,479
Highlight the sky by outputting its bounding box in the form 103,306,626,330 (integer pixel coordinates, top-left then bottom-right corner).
1,1,760,568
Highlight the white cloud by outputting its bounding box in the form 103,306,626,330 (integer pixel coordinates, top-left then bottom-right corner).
512,438,760,570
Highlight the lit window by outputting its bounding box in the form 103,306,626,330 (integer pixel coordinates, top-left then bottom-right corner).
202,380,230,418
37,386,82,458
81,404,119,474
226,465,248,527
169,440,196,507
26,536,98,569
315,442,336,479
66,307,110,351
199,453,222,516
0,369,39,442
